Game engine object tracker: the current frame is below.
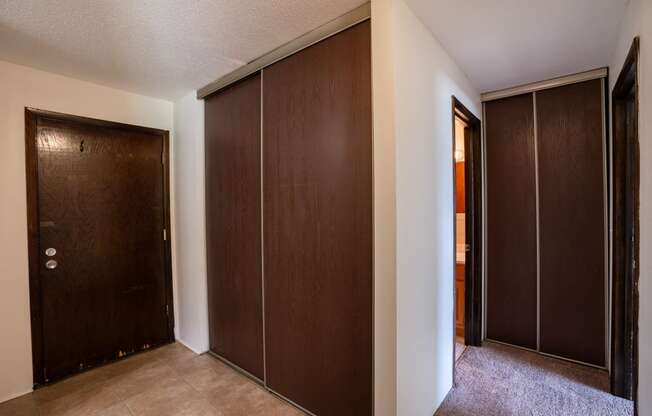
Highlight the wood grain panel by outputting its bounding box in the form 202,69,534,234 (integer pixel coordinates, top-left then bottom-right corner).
456,162,465,213
485,93,538,350
205,74,264,379
456,264,465,337
537,79,606,366
35,116,171,382
263,21,372,416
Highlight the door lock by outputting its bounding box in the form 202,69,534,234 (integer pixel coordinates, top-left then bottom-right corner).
45,259,58,270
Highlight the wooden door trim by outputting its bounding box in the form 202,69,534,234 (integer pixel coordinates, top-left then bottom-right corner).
451,96,483,350
610,37,639,409
24,108,175,387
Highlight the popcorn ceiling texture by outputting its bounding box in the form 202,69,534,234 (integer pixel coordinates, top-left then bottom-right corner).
0,0,366,99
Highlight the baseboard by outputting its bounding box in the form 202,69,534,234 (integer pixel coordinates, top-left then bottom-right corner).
176,338,208,355
0,388,33,405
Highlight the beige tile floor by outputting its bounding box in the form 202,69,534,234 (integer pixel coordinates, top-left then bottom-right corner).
0,343,304,416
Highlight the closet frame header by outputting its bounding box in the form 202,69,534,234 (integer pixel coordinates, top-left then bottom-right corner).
197,2,371,99
481,67,608,102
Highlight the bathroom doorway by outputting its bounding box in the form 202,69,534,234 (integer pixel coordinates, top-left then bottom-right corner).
451,96,483,367
454,113,468,360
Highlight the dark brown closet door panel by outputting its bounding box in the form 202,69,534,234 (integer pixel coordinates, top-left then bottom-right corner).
485,94,538,350
205,74,264,379
537,79,606,366
263,21,372,416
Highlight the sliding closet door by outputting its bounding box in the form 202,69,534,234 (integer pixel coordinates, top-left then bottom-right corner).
263,21,372,416
485,93,538,350
205,74,264,379
537,79,605,366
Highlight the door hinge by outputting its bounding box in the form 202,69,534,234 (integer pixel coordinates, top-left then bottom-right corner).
163,229,167,241
161,152,165,165
165,304,169,316
43,367,48,382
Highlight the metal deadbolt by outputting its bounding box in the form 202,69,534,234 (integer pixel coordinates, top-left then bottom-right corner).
45,248,57,257
45,259,58,270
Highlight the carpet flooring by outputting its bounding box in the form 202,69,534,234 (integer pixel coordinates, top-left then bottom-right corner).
437,342,634,416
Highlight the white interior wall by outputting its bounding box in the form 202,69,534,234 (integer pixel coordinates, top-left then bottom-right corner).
172,92,209,354
370,1,398,415
609,0,651,413
390,0,481,414
638,2,652,411
0,59,175,403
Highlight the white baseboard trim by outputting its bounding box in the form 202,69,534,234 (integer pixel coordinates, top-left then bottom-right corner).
1,388,33,405
176,338,209,355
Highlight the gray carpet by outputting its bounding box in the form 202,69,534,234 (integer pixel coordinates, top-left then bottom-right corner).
437,342,634,416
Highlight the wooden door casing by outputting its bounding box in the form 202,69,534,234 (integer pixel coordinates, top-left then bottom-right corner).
26,110,174,384
611,37,640,401
452,97,483,348
262,21,373,416
204,74,265,380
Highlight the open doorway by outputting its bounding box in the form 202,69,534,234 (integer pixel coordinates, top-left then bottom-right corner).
451,96,483,366
454,113,468,361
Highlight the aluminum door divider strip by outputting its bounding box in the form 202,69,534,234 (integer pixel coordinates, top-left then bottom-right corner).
266,389,318,416
539,351,608,371
481,102,488,341
197,3,371,99
208,351,265,385
602,79,610,371
533,91,541,352
486,339,608,370
486,338,538,354
481,68,608,102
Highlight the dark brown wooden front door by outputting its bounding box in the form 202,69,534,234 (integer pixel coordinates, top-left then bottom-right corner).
27,110,173,384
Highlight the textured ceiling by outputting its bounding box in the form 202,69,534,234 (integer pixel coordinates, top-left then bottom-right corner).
0,0,366,99
404,0,629,93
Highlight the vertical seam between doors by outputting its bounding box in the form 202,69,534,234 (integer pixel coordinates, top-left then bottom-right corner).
533,92,541,352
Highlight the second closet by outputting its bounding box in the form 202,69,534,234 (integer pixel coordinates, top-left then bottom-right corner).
485,72,607,368
204,21,372,416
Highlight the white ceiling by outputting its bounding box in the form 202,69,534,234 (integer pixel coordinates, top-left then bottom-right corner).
0,0,365,99
0,0,630,99
404,0,629,93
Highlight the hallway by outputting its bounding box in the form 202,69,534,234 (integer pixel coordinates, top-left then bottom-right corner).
439,343,633,416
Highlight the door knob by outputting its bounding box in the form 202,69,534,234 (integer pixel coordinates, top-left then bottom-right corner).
45,259,58,270
45,248,57,256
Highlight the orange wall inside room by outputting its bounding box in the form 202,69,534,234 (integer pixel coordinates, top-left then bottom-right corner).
456,162,465,213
